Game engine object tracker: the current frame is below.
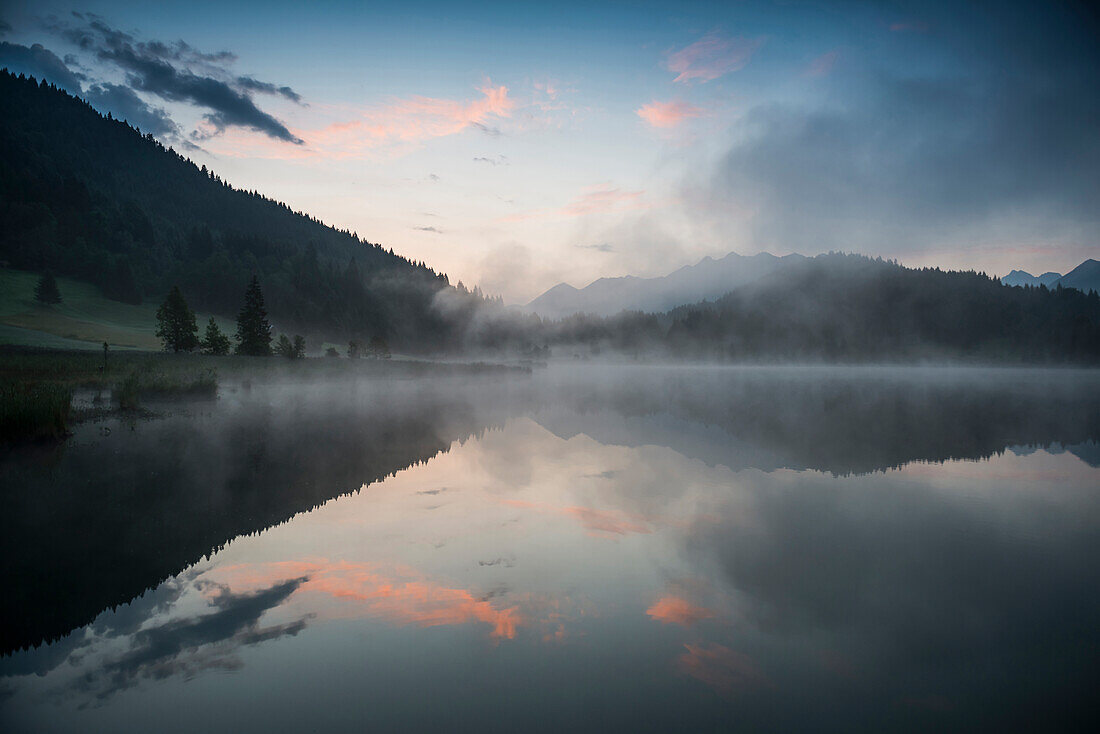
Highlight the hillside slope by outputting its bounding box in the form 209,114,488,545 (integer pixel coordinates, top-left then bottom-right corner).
1055,259,1100,295
0,268,235,350
0,70,482,350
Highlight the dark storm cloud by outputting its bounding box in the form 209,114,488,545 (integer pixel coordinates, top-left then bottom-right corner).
84,82,179,137
0,41,85,92
700,1,1100,254
47,14,303,144
236,75,305,104
101,44,303,143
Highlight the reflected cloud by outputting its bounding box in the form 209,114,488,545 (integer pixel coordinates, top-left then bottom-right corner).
646,595,714,627
499,499,652,537
215,561,522,639
677,643,770,696
72,578,310,701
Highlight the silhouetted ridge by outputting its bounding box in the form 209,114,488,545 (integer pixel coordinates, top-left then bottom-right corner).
0,70,498,349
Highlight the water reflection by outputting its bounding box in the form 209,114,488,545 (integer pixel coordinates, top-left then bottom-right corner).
1,366,1098,732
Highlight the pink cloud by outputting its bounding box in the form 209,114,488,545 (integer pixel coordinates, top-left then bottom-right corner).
301,83,514,158
636,99,703,128
212,560,522,638
646,595,715,627
805,50,840,78
500,184,648,223
666,32,764,84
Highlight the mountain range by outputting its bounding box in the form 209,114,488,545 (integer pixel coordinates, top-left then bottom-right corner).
526,252,806,318
1001,259,1100,294
528,254,1100,318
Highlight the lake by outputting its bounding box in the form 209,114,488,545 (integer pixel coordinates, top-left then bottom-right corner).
2,365,1098,732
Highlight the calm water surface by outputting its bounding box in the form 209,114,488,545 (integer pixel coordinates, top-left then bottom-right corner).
2,366,1098,732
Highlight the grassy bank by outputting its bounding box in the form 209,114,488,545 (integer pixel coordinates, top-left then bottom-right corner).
0,382,73,441
0,267,234,352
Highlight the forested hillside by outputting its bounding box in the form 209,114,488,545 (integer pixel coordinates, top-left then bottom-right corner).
0,70,491,350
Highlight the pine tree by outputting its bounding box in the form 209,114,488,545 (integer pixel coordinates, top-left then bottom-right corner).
34,271,62,304
155,285,199,352
235,276,272,356
199,317,231,355
275,334,294,358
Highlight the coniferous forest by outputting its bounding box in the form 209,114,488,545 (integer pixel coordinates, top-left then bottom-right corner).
0,70,495,351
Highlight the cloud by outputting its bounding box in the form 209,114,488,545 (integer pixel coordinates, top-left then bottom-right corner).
501,184,647,222
665,31,764,84
235,76,304,104
688,4,1100,264
576,243,615,253
499,499,652,537
84,82,179,137
478,557,515,567
218,560,523,639
0,41,85,93
304,84,513,157
414,225,443,233
473,154,508,165
677,644,771,696
636,99,703,128
646,595,714,627
804,50,839,78
105,46,303,143
73,577,309,700
48,15,302,143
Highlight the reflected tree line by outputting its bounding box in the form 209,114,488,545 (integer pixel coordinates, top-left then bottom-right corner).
531,368,1100,475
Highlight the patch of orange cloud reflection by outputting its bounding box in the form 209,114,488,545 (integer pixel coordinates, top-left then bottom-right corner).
212,560,520,639
677,643,771,696
646,595,714,627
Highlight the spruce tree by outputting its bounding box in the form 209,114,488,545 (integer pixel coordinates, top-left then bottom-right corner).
155,285,199,352
199,317,231,355
34,271,62,304
274,334,294,358
235,276,272,356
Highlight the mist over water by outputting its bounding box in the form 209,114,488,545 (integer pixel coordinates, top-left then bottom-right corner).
2,365,1098,732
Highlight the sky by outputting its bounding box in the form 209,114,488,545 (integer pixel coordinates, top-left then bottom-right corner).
1,0,1098,303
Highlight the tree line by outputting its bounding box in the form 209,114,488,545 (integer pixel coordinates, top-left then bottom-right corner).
154,276,389,358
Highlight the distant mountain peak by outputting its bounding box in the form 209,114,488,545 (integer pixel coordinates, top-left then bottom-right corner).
525,250,805,318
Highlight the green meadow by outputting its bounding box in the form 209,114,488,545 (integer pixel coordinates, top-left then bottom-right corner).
0,268,235,352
